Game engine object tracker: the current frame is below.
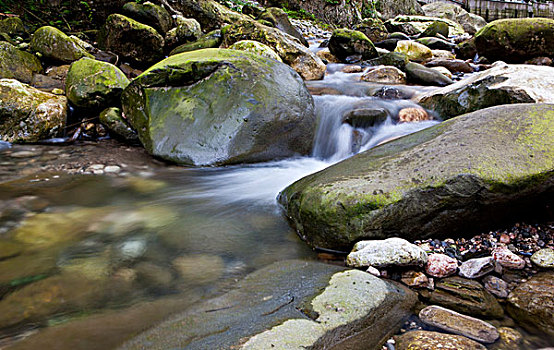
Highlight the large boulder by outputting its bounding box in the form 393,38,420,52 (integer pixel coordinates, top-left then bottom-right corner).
418,62,554,119
0,42,42,84
385,16,464,37
507,272,554,337
328,28,378,62
228,40,282,62
121,49,315,166
30,26,93,63
376,0,424,20
65,57,130,109
172,0,244,32
122,1,173,35
259,7,308,47
474,18,554,63
278,103,554,251
354,17,389,43
0,79,68,143
98,14,164,68
119,260,416,349
222,19,325,80
422,2,486,35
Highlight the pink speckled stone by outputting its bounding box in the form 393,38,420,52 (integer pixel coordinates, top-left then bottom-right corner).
425,253,458,278
492,246,525,269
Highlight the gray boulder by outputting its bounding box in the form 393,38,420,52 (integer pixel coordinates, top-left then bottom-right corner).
278,103,554,251
418,62,554,119
119,260,416,350
121,49,315,166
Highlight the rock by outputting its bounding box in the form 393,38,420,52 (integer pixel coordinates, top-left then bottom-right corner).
328,28,378,62
385,16,464,37
401,270,431,288
122,1,172,35
229,40,282,62
164,17,202,51
491,327,523,350
222,19,326,80
354,17,388,43
98,14,164,68
342,65,363,73
430,66,452,79
279,104,554,251
121,49,315,166
30,26,93,63
531,248,554,268
65,57,130,109
172,254,225,285
507,272,554,337
342,107,388,128
492,246,525,270
432,49,455,60
346,237,428,268
0,41,42,84
425,58,473,73
420,276,504,318
172,0,243,32
474,18,554,63
398,107,431,122
421,20,449,38
259,7,308,47
395,330,486,350
170,29,222,55
419,305,499,343
119,260,416,349
0,79,68,143
316,48,340,64
405,61,453,86
377,0,424,20
418,63,554,119
422,2,486,35
459,257,495,279
135,262,173,290
416,36,455,51
366,51,409,70
525,56,553,66
0,240,23,260
455,38,477,60
374,38,402,51
99,107,138,142
483,275,509,298
0,17,25,37
426,253,458,278
394,40,432,62
361,65,406,84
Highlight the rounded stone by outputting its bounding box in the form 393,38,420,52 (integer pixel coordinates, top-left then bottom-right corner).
361,65,406,84
229,40,282,62
394,40,432,62
395,330,486,350
531,248,554,268
30,26,93,63
346,237,428,268
425,253,458,278
492,245,525,270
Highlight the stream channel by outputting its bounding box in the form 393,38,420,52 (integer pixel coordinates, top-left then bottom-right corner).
0,66,441,349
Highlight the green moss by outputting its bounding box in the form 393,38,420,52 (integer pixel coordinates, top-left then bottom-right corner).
30,26,93,63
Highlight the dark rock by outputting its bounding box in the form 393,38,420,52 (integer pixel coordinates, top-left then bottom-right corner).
259,7,308,47
416,36,455,50
329,28,378,62
164,16,202,51
455,38,477,60
405,61,453,86
421,20,449,38
170,29,222,56
99,107,138,142
122,1,172,35
354,17,389,43
0,41,42,84
365,51,409,70
424,58,473,73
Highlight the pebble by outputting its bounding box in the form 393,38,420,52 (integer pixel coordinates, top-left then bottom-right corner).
531,248,554,268
459,257,495,279
425,253,458,278
104,165,121,173
346,237,428,268
366,266,381,277
401,270,431,288
419,305,499,344
492,245,526,269
482,275,509,298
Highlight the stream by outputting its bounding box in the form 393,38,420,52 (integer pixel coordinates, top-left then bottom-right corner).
0,68,440,349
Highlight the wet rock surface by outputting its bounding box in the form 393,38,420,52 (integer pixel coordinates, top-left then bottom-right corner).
395,330,486,350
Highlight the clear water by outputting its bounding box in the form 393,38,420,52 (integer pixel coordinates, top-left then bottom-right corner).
0,70,439,349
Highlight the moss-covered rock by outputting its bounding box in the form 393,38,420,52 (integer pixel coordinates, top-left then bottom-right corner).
0,17,26,37
455,38,477,60
258,7,308,47
475,18,554,63
278,103,554,251
170,0,244,32
366,51,409,70
354,17,389,44
0,41,42,84
422,2,486,35
421,20,449,37
121,48,315,166
418,62,554,119
164,16,202,51
30,26,93,63
98,14,164,68
169,29,221,55
228,40,282,62
65,57,130,109
99,107,138,142
122,1,172,35
328,28,378,62
119,260,416,349
416,36,455,51
0,79,67,143
221,19,325,80
385,15,464,37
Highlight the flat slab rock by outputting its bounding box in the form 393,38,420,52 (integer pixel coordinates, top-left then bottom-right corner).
118,260,416,350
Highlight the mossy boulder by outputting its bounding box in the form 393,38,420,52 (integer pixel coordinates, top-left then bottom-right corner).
121,49,315,166
474,18,554,63
65,58,129,110
228,40,282,62
354,17,389,44
278,103,554,251
422,2,486,35
122,1,172,35
0,17,26,37
99,107,138,142
221,19,325,80
258,7,308,47
119,260,416,349
0,41,42,84
164,16,202,51
418,62,554,119
30,26,93,63
169,29,221,55
98,14,164,68
421,20,450,37
385,16,464,37
0,79,68,143
328,28,378,62
170,0,244,32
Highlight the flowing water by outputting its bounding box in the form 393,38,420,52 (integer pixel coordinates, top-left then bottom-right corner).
0,70,441,349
